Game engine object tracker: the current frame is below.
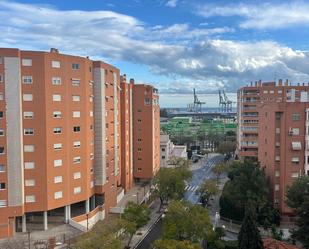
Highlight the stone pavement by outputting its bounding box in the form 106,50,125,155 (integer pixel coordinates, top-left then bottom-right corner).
0,224,82,248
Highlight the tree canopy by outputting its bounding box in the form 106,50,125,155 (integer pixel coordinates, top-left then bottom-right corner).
162,201,212,243
238,207,264,249
196,179,219,207
286,176,309,249
153,239,202,249
152,161,192,210
121,201,150,247
220,159,280,227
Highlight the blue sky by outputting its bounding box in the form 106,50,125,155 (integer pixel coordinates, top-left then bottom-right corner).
1,0,309,104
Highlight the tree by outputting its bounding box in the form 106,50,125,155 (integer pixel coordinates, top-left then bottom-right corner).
217,141,236,159
162,201,212,243
152,164,192,211
212,162,228,184
219,160,279,228
238,207,264,249
286,176,309,249
196,179,219,207
121,201,150,247
152,239,202,249
72,220,123,249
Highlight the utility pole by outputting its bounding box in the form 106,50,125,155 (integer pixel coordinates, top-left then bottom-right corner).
27,230,31,249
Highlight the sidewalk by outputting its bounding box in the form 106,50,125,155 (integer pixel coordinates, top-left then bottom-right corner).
129,198,164,248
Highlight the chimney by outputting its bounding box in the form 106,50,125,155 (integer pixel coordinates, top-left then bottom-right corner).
285,79,288,86
250,82,252,86
278,79,282,86
130,78,135,85
258,80,262,86
50,48,59,53
255,81,257,87
303,83,305,86
297,83,300,86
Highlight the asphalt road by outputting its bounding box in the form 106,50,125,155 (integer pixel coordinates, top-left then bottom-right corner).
184,155,224,204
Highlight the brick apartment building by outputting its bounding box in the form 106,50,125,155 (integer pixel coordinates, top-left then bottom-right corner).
237,79,309,215
0,48,160,239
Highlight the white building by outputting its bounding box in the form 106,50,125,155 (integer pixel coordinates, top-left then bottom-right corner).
160,134,187,167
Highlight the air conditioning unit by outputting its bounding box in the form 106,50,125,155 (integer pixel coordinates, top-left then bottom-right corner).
288,128,293,135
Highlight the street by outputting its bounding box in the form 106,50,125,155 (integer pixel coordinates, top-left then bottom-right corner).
136,154,232,249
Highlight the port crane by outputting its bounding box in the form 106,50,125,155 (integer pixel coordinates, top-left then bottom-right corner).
187,88,206,113
219,90,234,112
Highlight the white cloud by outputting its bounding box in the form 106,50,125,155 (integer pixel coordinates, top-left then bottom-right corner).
0,1,309,93
197,2,309,29
166,0,178,8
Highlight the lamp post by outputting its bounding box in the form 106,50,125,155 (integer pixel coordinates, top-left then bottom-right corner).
86,213,89,231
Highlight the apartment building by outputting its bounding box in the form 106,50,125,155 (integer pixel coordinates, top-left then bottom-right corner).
0,48,159,239
132,82,160,180
160,133,187,167
120,75,133,192
237,79,309,215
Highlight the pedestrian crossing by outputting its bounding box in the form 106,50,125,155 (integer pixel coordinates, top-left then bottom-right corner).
185,185,199,192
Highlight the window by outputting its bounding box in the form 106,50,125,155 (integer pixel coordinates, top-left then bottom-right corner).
74,187,81,194
72,63,80,70
24,162,35,169
0,183,5,190
22,59,32,66
0,112,3,118
53,143,62,150
0,57,2,64
161,148,165,152
293,128,300,135
73,111,80,118
25,179,35,187
23,94,33,101
162,156,165,159
292,157,300,163
52,77,61,85
73,172,81,179
144,98,151,105
275,184,279,191
24,111,34,119
25,195,36,203
291,172,299,178
54,159,62,167
0,165,5,172
0,130,4,136
24,145,34,152
72,79,80,86
54,176,62,183
52,94,61,101
137,119,142,123
0,147,4,154
22,76,32,84
54,191,63,199
53,111,61,118
51,60,61,68
73,141,81,148
0,92,4,100
90,111,93,117
292,113,301,121
292,142,301,150
24,128,34,135
73,126,80,132
90,153,94,160
275,128,280,134
73,156,81,164
0,200,6,208
138,148,142,152
275,170,280,177
0,75,3,83
53,127,62,134
72,95,80,101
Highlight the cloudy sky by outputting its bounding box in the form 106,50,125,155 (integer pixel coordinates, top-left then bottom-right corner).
1,0,309,103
